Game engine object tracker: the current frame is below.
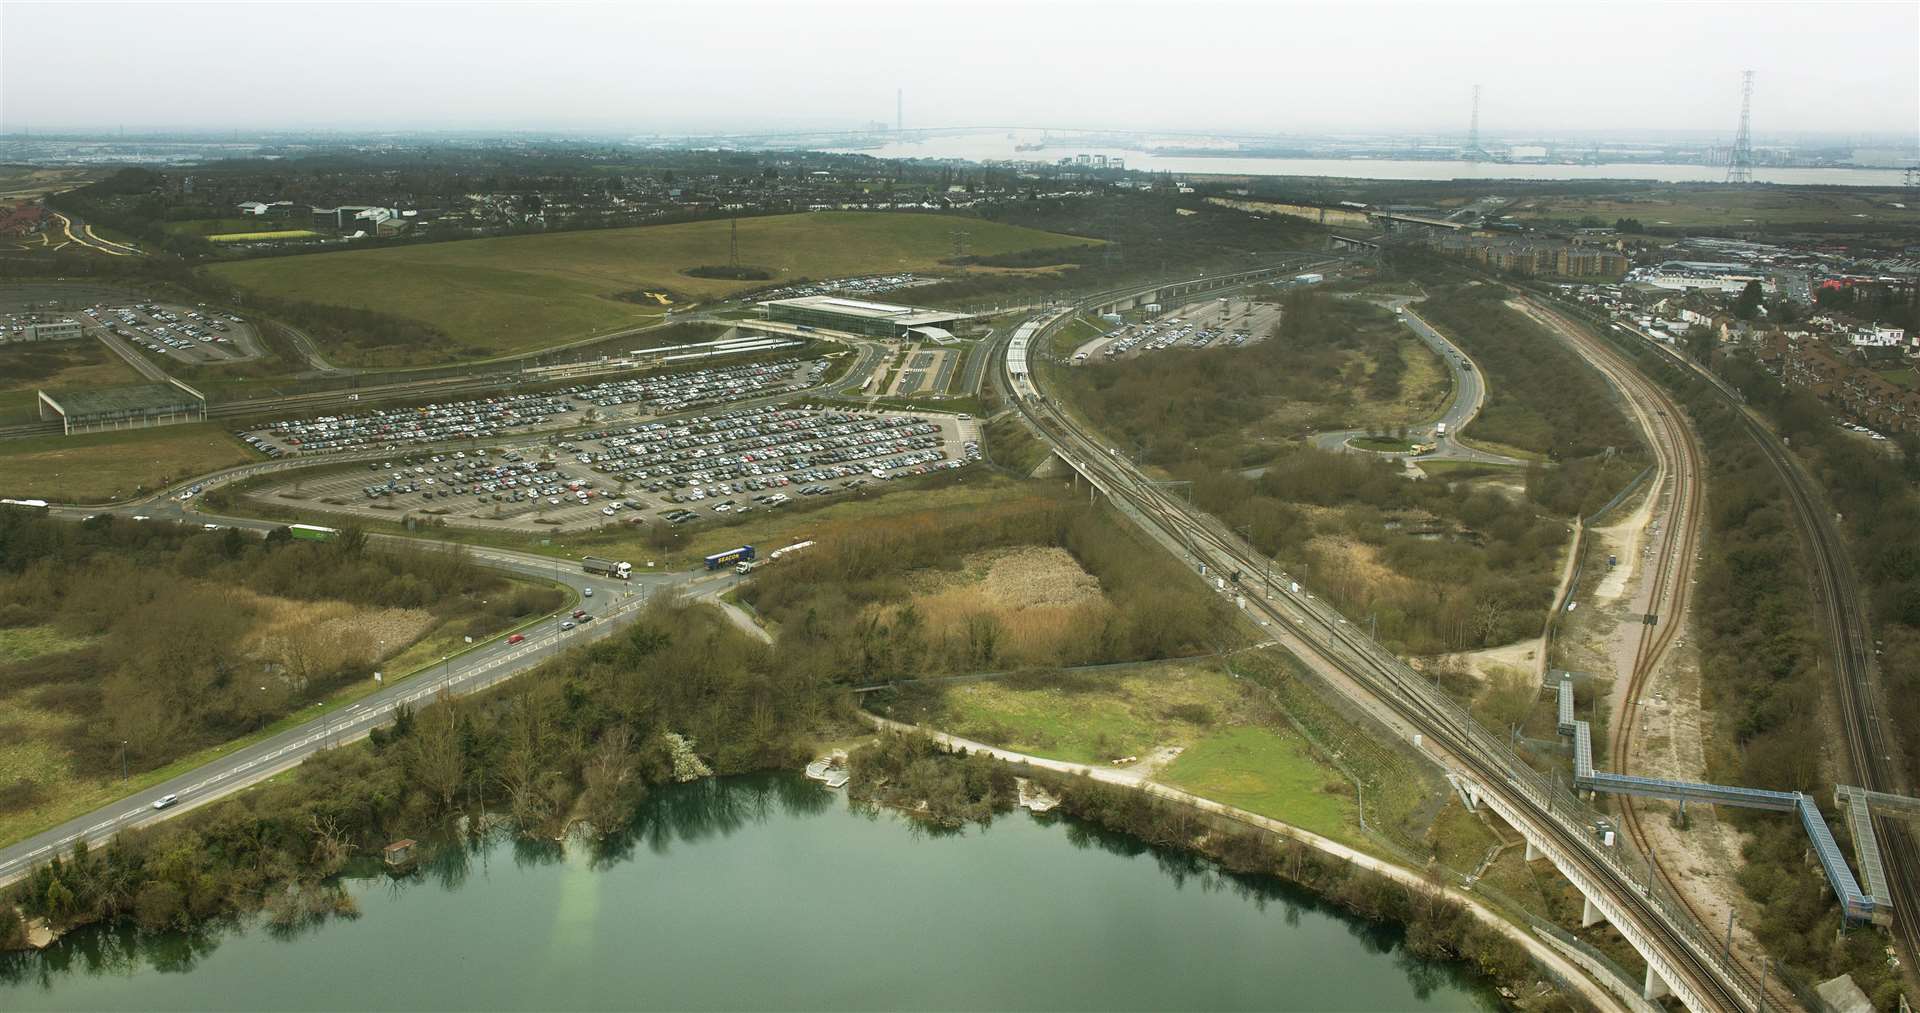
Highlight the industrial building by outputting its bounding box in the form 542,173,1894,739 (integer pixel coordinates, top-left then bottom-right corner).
37,379,208,435
14,320,83,342
758,295,969,341
1635,261,1777,294
1425,236,1630,278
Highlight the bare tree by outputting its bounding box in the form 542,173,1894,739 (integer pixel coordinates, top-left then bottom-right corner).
408,693,467,812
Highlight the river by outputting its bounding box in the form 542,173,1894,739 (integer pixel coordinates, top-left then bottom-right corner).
830,132,1909,187
1,775,1497,1011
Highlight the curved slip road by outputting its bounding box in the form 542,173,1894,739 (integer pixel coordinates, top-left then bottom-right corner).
1311,299,1527,467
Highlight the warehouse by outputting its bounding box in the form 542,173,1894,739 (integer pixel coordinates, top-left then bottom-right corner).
758,295,969,340
37,379,207,435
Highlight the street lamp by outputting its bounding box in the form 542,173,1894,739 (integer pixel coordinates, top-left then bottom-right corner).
120,740,129,780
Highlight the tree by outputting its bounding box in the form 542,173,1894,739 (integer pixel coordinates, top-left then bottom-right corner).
579,725,640,838
1734,280,1764,321
408,695,468,811
1685,325,1717,364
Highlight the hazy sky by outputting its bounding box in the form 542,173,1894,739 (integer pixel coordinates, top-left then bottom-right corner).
3,1,1915,139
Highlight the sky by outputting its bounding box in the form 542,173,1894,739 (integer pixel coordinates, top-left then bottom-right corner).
3,0,1916,140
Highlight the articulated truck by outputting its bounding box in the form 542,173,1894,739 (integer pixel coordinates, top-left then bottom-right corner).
705,545,755,571
582,556,633,579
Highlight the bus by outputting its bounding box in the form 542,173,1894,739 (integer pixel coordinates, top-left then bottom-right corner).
288,524,340,542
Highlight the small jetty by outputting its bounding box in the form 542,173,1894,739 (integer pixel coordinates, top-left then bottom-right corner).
805,752,850,789
382,839,419,872
1016,778,1060,814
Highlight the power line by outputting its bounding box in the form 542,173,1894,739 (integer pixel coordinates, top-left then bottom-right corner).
1727,70,1755,184
1465,84,1483,163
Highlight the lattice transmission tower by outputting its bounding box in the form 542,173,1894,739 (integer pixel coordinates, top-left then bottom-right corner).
1465,84,1484,162
1726,70,1755,184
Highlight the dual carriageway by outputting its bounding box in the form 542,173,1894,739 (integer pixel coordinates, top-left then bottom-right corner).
3,256,1908,1010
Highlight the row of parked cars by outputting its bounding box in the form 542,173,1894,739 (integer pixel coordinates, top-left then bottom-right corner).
568,406,950,499
93,303,240,355
1100,318,1241,358
359,449,639,511
252,356,821,459
248,393,576,454
566,358,808,414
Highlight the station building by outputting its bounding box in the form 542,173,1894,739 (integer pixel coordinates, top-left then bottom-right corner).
10,320,83,343
37,379,208,435
758,295,969,342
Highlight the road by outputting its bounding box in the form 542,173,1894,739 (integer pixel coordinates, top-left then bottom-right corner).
0,494,717,887
1000,291,1763,1010
45,209,136,257
1310,299,1526,467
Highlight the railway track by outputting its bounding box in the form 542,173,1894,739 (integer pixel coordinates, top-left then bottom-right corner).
1725,372,1920,974
1000,303,1764,1010
1536,296,1919,986
1514,301,1755,993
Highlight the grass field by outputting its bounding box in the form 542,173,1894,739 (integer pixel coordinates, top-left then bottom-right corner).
209,230,320,242
877,661,1364,843
1159,725,1356,841
889,663,1266,765
0,168,97,200
211,213,1093,362
0,340,143,423
1877,368,1919,390
164,218,267,237
0,625,93,663
0,423,259,502
1506,186,1920,230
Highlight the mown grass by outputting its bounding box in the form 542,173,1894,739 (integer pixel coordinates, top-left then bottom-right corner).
891,663,1260,766
1415,459,1522,478
210,230,320,242
163,218,272,237
1508,186,1920,229
1161,725,1357,843
210,213,1090,359
0,423,259,502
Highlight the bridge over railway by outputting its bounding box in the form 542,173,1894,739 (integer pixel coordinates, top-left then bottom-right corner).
1555,679,1882,925
998,266,1778,1011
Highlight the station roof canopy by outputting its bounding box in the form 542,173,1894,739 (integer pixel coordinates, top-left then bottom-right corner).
38,380,209,434
38,382,205,419
759,295,969,328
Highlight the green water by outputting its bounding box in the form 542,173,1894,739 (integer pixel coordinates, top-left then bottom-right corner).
1,776,1497,1011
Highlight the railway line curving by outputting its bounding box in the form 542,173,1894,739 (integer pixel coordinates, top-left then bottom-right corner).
998,280,1767,1011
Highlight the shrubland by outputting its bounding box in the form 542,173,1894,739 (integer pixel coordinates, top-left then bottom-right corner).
739,494,1230,679
1053,289,1636,654
0,512,561,821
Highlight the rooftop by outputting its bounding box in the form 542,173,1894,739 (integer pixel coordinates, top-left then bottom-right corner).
760,294,967,327
39,382,205,418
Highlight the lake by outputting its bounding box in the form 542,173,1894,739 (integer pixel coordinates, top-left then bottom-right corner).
0,775,1497,1011
831,132,1909,187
